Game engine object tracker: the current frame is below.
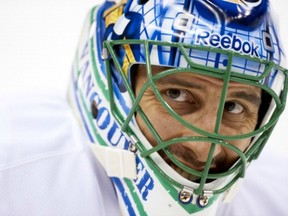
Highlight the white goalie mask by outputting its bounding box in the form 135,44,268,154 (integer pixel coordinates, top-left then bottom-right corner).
69,0,288,215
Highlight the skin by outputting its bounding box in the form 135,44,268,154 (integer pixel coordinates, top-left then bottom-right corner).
134,65,262,178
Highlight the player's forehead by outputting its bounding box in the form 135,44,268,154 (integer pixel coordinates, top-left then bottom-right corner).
136,64,260,90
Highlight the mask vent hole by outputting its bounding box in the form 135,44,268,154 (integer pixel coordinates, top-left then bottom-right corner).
91,101,99,119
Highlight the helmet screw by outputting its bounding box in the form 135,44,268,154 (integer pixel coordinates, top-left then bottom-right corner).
179,190,193,204
129,135,138,153
129,143,137,153
197,195,209,208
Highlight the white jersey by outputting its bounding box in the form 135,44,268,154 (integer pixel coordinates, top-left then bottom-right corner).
217,145,288,216
1,94,287,216
0,94,120,216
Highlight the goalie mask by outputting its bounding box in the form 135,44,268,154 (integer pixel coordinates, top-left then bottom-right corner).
69,0,288,215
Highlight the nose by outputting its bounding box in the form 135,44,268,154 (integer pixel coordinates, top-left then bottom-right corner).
180,109,222,163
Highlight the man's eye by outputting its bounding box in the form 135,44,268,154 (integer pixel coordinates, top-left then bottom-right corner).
224,101,244,114
165,89,188,102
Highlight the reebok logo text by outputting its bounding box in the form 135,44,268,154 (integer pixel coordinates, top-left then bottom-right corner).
195,31,260,57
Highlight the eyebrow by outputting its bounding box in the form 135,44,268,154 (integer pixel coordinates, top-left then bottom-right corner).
155,74,261,107
156,76,203,89
230,91,261,107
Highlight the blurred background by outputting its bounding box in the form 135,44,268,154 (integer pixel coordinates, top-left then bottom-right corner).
0,0,287,154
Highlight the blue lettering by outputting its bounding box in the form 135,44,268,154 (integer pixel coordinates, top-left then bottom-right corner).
97,107,110,129
195,31,260,57
242,41,251,54
135,157,154,201
251,42,260,57
90,92,102,105
196,31,209,45
91,92,130,149
108,122,130,149
81,61,89,80
84,74,94,97
78,40,132,149
81,41,89,59
209,34,220,47
221,35,231,49
231,35,242,51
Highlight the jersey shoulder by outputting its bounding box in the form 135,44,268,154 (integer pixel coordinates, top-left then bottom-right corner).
217,147,288,216
0,94,120,215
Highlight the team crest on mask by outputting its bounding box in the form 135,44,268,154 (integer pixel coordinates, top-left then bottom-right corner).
222,0,262,8
194,0,268,30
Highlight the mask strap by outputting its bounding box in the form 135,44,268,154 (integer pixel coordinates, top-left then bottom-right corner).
90,143,137,179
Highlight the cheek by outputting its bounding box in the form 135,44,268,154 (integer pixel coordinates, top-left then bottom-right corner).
220,113,258,140
221,118,258,136
223,138,251,165
136,100,179,144
220,126,254,162
230,138,251,152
